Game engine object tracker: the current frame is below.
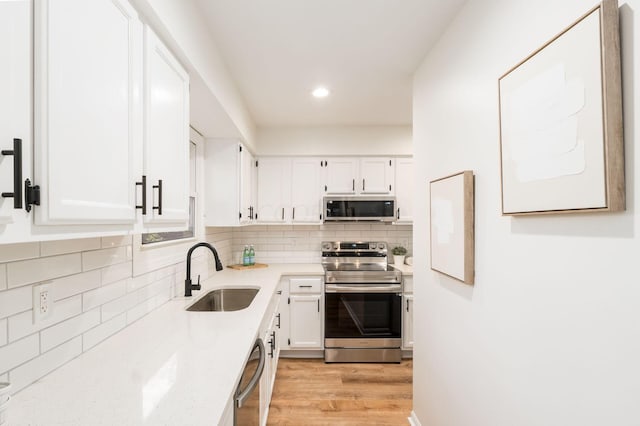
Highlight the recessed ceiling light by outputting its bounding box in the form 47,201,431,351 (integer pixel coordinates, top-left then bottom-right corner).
312,87,330,98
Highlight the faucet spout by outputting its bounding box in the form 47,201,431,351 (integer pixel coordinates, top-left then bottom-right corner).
185,242,224,297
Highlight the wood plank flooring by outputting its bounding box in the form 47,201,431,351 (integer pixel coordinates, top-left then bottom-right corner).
267,358,413,425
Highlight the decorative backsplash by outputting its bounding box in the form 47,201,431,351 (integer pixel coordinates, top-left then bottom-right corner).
229,223,413,264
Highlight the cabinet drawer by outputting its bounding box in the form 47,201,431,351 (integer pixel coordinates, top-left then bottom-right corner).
289,278,322,293
403,276,414,293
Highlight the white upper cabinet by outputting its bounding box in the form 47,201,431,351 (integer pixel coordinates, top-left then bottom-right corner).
360,157,394,195
0,0,31,242
290,158,322,223
256,157,290,223
33,0,142,225
323,158,358,195
256,157,321,224
204,140,254,226
323,157,394,196
142,25,189,226
394,157,413,223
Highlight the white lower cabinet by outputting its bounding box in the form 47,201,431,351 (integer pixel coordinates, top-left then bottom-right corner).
402,276,414,350
281,277,324,350
259,283,283,426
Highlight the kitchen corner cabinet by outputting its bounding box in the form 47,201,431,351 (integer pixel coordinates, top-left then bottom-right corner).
142,25,190,226
256,157,321,224
204,140,255,226
33,0,142,226
323,157,394,196
402,276,414,350
0,0,32,242
394,157,414,223
285,277,323,349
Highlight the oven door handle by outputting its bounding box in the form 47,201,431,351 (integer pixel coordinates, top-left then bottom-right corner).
325,284,402,293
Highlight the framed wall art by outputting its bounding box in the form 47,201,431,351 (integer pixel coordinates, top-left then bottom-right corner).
498,0,624,215
430,171,474,285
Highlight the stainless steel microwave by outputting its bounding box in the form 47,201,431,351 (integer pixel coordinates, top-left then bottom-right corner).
323,197,396,222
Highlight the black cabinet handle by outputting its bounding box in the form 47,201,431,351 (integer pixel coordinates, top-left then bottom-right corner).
298,285,312,288
362,179,365,191
292,207,295,220
281,207,284,220
397,208,400,220
1,138,23,209
352,179,355,191
406,299,410,312
135,175,147,215
276,313,281,328
153,179,162,215
317,299,320,312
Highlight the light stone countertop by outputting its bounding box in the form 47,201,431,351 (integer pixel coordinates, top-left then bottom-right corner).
9,264,324,426
390,263,413,276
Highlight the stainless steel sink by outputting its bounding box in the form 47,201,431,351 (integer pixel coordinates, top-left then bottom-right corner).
186,288,259,312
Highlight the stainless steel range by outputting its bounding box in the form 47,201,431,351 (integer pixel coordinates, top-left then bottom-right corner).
322,241,403,363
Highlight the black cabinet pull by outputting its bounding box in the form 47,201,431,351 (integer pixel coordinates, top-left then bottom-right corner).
1,138,23,209
352,179,355,191
298,285,312,288
362,179,365,191
292,207,295,220
406,299,410,312
135,175,147,215
153,179,163,215
317,299,320,312
276,313,281,328
397,208,400,220
281,207,284,220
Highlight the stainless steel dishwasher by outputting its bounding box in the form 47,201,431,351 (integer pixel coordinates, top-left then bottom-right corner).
234,338,265,426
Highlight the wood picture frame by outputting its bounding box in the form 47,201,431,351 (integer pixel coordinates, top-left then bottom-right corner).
430,171,474,285
498,0,624,215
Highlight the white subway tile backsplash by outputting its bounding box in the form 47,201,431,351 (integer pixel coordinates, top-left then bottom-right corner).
0,319,6,346
0,334,39,374
9,336,82,392
0,264,6,291
101,261,132,285
0,373,6,381
101,292,139,322
40,238,101,257
126,299,155,325
101,235,132,248
81,246,128,271
82,313,126,352
7,253,82,288
0,285,32,319
82,279,127,312
40,309,101,352
9,296,82,342
51,270,101,301
0,242,40,263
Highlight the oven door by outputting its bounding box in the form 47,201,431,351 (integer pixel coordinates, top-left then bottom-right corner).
324,285,402,342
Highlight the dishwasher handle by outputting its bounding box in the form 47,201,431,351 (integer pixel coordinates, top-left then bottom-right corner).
235,338,265,408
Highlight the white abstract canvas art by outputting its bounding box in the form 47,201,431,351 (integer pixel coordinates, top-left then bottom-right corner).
499,0,624,215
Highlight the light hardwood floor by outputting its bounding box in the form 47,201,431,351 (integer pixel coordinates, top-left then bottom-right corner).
267,358,413,425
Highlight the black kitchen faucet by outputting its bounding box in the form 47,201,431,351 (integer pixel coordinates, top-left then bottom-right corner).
185,242,224,297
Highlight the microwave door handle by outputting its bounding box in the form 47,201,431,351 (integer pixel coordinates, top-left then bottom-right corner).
236,338,266,408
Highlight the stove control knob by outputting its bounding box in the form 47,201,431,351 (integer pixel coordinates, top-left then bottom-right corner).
333,243,339,250
378,243,385,249
322,242,331,250
369,243,376,249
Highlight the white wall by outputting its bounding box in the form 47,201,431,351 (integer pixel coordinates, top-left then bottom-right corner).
412,1,640,425
256,125,412,156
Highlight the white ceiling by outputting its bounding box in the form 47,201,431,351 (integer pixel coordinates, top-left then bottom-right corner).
193,0,466,127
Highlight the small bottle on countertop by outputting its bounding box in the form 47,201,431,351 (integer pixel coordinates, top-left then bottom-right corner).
242,245,250,266
248,245,255,265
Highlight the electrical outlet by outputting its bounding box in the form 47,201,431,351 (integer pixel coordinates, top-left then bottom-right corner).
33,283,53,323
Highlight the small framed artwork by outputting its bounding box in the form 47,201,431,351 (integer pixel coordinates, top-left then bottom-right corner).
430,171,474,285
499,0,624,215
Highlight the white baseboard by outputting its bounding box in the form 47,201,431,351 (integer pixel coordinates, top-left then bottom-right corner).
408,411,422,426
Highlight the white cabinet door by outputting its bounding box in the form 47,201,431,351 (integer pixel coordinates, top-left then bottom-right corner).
360,157,394,195
291,158,322,223
34,0,142,225
289,294,322,348
0,0,31,242
324,158,358,195
395,158,413,223
240,147,254,224
256,157,290,223
403,294,414,349
143,26,189,225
